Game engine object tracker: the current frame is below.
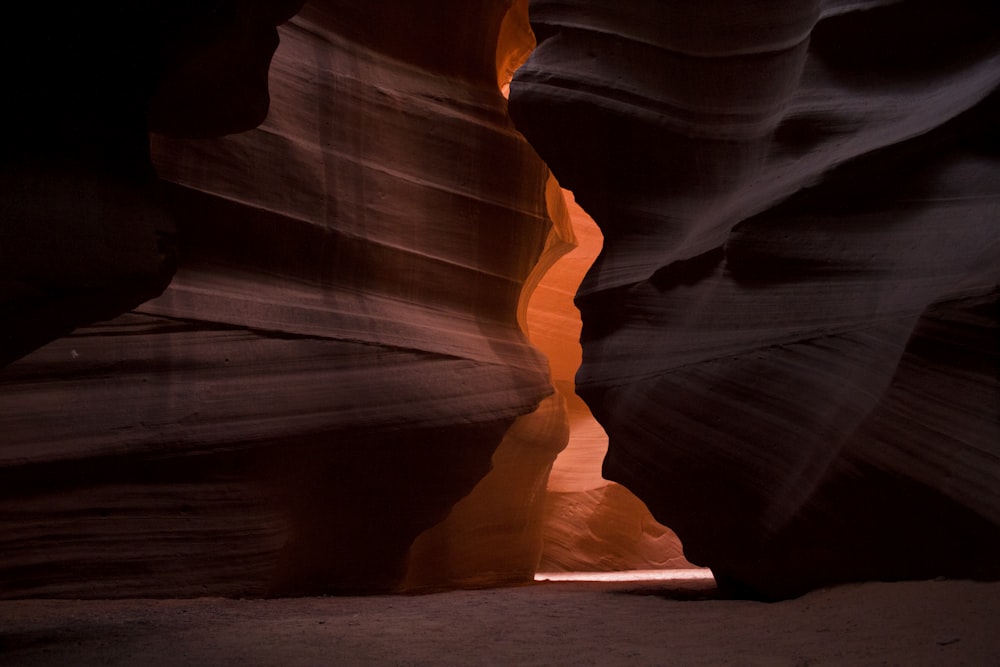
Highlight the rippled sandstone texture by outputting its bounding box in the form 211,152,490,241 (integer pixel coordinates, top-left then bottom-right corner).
0,1,565,597
510,0,1000,598
0,1,305,366
527,190,693,572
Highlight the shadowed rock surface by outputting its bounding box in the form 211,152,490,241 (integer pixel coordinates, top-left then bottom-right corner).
509,0,1000,598
0,1,563,597
0,1,304,365
3,0,998,601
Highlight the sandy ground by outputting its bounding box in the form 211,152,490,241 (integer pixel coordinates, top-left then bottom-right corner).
1,578,997,666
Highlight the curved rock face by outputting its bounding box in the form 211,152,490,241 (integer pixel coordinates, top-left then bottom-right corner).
0,1,561,597
510,0,1000,597
401,2,575,590
528,189,693,572
0,1,304,366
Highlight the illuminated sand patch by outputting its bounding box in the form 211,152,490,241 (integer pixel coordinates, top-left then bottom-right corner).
535,569,715,583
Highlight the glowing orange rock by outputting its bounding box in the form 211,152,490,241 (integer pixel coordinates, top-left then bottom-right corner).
0,1,560,598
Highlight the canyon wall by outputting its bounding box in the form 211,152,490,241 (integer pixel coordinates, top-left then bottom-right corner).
527,190,693,572
0,1,567,597
4,0,997,601
0,1,308,365
510,0,1000,598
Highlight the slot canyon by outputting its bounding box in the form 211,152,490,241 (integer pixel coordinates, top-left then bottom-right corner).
1,0,998,653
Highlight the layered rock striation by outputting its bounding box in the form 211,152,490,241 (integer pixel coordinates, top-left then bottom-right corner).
1,1,564,597
6,0,995,601
528,190,693,572
0,1,304,366
510,0,1000,597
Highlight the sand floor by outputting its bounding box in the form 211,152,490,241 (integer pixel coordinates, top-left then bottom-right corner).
1,578,997,666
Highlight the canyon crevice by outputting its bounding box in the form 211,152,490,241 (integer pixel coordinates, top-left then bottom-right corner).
509,0,1000,598
1,0,997,601
1,0,566,597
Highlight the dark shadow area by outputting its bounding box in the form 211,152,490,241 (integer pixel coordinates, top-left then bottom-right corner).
810,0,1000,80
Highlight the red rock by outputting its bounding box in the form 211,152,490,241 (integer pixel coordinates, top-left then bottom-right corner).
0,1,561,597
5,0,997,601
509,0,1000,598
0,2,305,365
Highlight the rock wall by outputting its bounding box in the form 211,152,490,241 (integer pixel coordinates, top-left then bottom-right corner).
510,0,1000,597
0,1,564,597
528,189,693,572
6,0,995,601
0,1,306,365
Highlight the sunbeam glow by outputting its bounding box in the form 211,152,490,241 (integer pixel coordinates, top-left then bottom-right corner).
535,569,715,583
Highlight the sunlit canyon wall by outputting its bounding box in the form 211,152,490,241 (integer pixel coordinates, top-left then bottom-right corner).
525,191,693,572
509,0,1000,598
2,0,998,601
0,0,584,598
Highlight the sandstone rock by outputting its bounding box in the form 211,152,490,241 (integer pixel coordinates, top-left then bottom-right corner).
0,1,560,597
0,1,303,366
510,0,1000,597
6,0,993,602
528,189,693,572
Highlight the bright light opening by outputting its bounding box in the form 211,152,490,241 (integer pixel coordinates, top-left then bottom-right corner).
505,0,696,580
534,569,715,583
